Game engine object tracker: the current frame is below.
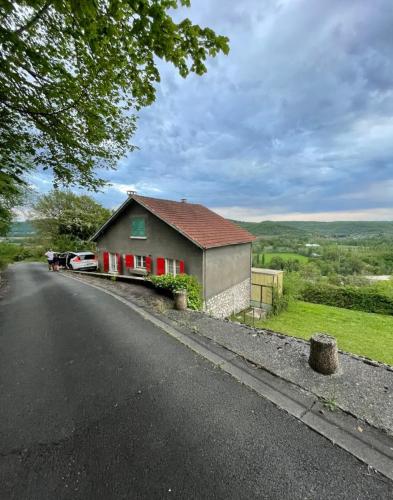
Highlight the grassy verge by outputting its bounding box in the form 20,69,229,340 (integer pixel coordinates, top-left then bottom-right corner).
256,300,393,365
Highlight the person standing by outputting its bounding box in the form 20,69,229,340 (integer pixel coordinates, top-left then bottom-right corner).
45,249,54,271
52,252,60,272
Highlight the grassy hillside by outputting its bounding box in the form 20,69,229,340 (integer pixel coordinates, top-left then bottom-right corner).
283,221,393,237
259,301,393,365
234,220,393,238
232,220,308,237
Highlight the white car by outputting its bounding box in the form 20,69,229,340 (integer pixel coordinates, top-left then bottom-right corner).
68,252,98,271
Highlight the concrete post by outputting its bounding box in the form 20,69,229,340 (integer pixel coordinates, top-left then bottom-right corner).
174,290,187,311
309,333,339,375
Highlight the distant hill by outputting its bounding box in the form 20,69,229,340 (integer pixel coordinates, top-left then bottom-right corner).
232,220,308,237
8,221,36,237
233,220,393,238
281,221,393,237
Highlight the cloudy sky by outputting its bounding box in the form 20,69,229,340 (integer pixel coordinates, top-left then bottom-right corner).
34,0,393,221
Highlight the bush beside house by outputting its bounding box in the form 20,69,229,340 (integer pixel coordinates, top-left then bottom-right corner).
150,274,202,310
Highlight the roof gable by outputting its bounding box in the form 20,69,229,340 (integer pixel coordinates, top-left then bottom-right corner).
91,195,256,249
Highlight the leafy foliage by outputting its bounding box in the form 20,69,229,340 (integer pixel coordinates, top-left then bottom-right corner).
150,273,202,310
0,0,229,192
33,190,111,243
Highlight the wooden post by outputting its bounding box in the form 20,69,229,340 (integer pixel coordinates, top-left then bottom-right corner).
174,290,187,311
309,333,339,375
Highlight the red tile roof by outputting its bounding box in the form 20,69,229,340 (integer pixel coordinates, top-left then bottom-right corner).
132,195,255,249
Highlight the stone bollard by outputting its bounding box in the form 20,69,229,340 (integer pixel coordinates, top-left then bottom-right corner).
309,333,339,375
174,289,187,311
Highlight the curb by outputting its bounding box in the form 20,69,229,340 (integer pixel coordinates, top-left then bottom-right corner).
62,272,393,482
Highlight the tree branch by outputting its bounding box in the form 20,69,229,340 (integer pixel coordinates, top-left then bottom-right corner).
14,1,51,35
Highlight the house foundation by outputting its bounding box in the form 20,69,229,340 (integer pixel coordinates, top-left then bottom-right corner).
205,278,251,319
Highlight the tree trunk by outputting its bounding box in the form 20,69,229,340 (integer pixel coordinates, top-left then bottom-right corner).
309,333,339,375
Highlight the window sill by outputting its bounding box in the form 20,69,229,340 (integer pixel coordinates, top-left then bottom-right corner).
130,236,147,240
127,268,147,276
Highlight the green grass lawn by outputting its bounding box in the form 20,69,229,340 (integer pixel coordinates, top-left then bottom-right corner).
258,300,393,365
262,252,309,263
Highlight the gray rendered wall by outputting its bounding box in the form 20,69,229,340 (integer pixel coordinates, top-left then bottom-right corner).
204,243,252,318
95,201,203,284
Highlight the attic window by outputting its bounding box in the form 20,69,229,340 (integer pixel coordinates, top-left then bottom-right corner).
131,217,146,239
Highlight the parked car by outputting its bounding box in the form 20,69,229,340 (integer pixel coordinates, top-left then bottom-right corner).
67,252,98,271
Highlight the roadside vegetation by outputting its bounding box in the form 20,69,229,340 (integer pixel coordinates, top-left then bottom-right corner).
0,242,45,270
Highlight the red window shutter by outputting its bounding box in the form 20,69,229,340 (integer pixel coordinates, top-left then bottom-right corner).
117,253,122,274
103,251,109,272
125,254,134,268
179,260,185,273
146,256,152,273
156,257,165,276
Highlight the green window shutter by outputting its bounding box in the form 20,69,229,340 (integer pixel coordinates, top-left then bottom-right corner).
131,218,146,237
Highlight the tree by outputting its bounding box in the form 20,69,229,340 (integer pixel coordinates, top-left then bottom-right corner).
0,172,20,235
33,190,111,242
0,0,229,193
268,256,285,270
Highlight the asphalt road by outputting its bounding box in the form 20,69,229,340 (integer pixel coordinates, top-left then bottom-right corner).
0,263,392,499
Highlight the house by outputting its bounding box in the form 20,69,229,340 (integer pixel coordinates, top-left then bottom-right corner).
90,193,256,318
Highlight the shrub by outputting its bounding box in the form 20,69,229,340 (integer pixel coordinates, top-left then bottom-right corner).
269,288,290,317
268,272,304,317
300,282,393,315
150,274,202,310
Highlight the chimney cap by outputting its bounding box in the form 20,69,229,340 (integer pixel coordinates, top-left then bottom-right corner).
181,198,187,203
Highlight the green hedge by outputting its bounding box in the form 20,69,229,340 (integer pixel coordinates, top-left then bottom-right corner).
300,283,393,315
150,274,202,310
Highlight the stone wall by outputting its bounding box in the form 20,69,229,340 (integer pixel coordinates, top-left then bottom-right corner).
204,278,250,319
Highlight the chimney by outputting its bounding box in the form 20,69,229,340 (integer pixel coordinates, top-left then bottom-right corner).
127,190,136,197
181,198,187,203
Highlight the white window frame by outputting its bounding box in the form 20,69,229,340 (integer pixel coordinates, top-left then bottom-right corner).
109,252,118,273
165,258,181,276
135,255,146,269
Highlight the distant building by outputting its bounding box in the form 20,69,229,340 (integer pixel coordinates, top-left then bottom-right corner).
90,194,256,318
305,243,320,248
